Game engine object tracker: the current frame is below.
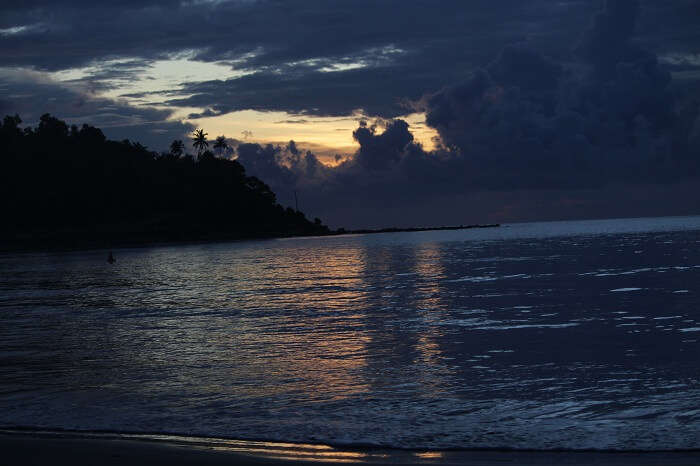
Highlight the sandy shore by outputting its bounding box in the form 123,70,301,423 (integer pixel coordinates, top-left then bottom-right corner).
2,431,700,466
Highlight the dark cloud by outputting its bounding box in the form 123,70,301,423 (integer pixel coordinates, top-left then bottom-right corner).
575,0,650,79
488,45,563,92
0,1,621,115
3,0,698,118
423,0,697,190
186,108,220,119
1,1,698,121
351,120,416,171
228,0,700,228
165,64,433,117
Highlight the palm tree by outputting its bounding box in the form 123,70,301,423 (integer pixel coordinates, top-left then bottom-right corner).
213,135,229,157
192,129,208,157
170,139,184,157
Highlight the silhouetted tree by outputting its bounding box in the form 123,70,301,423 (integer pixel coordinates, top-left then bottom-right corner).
37,113,69,140
0,114,330,249
213,135,228,157
170,139,185,157
2,114,21,133
192,129,208,157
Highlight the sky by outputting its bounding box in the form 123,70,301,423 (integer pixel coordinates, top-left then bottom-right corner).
1,0,700,228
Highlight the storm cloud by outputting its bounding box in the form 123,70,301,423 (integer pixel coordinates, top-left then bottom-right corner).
425,0,699,188
2,0,698,118
228,0,700,228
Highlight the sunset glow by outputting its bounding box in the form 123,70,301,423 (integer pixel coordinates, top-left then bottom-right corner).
185,110,439,162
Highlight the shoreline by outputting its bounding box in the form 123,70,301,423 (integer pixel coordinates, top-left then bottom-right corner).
340,223,500,235
2,429,700,466
0,223,500,255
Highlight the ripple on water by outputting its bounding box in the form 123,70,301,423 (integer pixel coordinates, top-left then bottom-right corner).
1,218,700,449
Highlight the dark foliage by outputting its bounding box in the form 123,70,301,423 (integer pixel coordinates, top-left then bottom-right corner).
1,114,329,250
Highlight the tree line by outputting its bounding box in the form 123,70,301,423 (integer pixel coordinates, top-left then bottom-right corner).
1,114,329,250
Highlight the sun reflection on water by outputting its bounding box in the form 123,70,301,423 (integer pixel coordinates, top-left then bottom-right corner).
4,222,700,450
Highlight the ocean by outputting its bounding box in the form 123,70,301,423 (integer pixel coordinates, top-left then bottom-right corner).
1,216,699,450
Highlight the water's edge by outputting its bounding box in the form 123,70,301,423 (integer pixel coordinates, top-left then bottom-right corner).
3,426,700,454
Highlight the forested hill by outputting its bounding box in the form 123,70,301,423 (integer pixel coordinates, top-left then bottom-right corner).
1,114,329,250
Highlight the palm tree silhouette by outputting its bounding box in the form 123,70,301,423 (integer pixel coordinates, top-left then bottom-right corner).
170,139,184,157
192,129,208,157
213,135,229,157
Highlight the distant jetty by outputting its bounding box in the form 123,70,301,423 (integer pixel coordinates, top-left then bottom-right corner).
334,223,500,235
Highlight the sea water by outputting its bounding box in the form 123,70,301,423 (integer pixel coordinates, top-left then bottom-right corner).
1,216,699,450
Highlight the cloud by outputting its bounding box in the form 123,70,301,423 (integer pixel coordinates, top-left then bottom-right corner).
351,119,416,171
1,1,699,136
228,0,700,228
2,0,699,227
164,63,429,117
186,108,220,119
0,68,193,151
1,1,698,117
575,0,644,76
0,1,608,117
423,0,697,190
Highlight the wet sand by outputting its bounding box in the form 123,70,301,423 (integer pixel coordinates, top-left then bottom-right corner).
2,431,700,466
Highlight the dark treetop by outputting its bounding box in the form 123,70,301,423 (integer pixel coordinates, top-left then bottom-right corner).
1,114,329,251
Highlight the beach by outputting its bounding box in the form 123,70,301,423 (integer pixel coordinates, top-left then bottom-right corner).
2,431,700,466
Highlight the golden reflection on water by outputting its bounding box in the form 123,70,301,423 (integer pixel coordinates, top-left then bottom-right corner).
106,432,378,463
412,244,453,392
91,240,456,404
232,245,372,400
204,438,391,463
210,446,368,462
413,451,444,459
259,456,356,463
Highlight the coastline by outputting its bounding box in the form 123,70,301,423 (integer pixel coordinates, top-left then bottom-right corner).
0,223,500,254
2,430,700,466
340,223,500,235
0,227,325,255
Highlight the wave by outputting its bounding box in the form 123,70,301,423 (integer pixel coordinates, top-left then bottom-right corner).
3,426,700,454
